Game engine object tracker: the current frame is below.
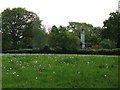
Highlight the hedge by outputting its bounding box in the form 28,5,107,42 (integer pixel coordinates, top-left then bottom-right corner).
2,49,120,55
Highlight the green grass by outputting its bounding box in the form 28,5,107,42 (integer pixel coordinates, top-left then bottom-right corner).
2,54,119,88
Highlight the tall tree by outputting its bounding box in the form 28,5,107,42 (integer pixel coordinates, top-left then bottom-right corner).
0,14,2,52
49,25,59,48
2,8,37,50
32,16,47,50
101,11,120,48
49,25,79,50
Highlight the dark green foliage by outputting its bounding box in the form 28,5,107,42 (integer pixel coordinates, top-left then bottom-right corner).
32,16,47,50
2,33,13,50
1,8,119,51
101,11,120,48
67,22,102,47
99,39,117,49
0,14,2,53
1,8,37,50
3,49,120,55
49,25,80,50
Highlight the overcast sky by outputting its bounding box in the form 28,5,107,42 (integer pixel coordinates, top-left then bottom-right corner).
0,0,119,28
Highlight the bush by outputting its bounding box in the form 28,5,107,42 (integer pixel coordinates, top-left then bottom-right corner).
3,48,120,55
99,39,116,49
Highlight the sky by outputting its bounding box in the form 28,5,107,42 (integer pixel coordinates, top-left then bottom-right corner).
0,0,119,28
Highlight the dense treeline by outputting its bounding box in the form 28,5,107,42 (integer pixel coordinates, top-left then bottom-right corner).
0,8,120,51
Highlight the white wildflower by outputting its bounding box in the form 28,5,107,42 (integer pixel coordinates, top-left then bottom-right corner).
36,77,38,79
53,71,55,74
13,72,16,74
87,62,89,64
17,75,19,77
67,63,69,65
104,75,107,78
70,57,74,58
22,66,25,68
34,61,38,63
78,72,80,74
105,64,108,68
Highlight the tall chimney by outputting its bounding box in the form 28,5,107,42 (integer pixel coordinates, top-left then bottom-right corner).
81,29,85,48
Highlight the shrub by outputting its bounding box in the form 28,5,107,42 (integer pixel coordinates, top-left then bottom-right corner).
3,48,120,55
99,39,116,49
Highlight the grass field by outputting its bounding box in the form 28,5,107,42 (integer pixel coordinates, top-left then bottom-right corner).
2,54,119,88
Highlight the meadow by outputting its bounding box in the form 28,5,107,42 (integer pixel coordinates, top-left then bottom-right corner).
2,54,119,88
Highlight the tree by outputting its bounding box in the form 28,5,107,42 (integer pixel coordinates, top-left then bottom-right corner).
49,25,79,50
32,16,47,50
0,13,13,50
101,11,120,48
67,22,102,47
49,25,59,49
88,27,102,46
2,8,37,50
0,14,2,52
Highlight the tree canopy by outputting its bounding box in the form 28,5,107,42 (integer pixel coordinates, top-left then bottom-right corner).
1,7,119,51
101,11,120,48
32,16,47,50
1,8,39,50
67,22,102,47
49,25,80,50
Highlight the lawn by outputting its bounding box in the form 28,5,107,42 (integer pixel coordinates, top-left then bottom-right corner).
2,54,119,88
